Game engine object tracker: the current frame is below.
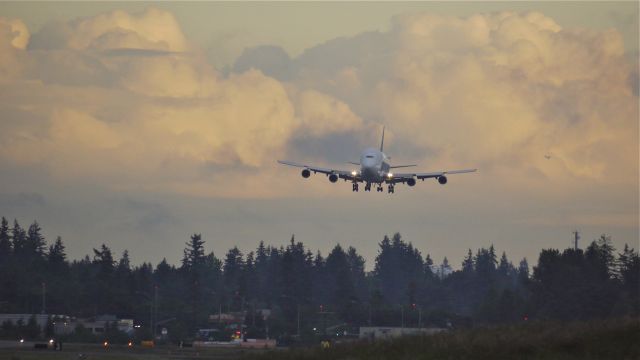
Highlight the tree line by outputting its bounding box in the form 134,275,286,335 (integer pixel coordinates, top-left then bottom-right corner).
0,216,637,342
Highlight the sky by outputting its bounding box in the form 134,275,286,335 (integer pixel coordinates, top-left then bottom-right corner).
0,2,638,270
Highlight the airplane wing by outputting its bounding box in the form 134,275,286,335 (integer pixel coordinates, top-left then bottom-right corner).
390,168,477,184
277,160,358,181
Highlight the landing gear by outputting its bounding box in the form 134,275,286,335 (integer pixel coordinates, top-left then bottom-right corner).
352,183,359,192
364,183,371,192
388,184,395,194
376,185,383,192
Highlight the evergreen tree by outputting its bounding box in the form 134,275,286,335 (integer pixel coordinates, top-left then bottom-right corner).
462,249,474,272
48,236,67,267
498,252,510,276
26,221,47,257
223,246,245,299
518,258,529,281
182,233,205,271
0,217,11,260
118,250,131,271
11,220,26,258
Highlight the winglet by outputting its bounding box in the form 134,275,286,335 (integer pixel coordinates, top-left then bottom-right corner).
380,126,385,152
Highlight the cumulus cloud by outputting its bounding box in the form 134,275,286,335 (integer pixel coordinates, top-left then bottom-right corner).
0,7,366,198
0,8,637,204
29,8,188,52
0,17,30,78
238,11,637,189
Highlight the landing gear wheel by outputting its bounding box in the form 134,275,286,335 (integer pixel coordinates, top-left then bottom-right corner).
377,185,383,192
388,185,395,194
352,183,359,192
365,183,371,192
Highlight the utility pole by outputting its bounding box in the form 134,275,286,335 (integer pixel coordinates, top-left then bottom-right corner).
400,305,404,328
41,282,46,315
572,230,580,250
296,304,300,337
153,285,158,339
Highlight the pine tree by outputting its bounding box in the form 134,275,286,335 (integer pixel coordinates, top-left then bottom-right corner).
498,252,510,276
93,244,115,275
11,220,26,258
26,221,47,257
462,249,474,272
0,217,11,260
118,250,131,271
518,258,529,281
48,236,67,266
182,234,205,271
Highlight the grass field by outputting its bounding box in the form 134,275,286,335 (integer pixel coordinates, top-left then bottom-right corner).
1,318,638,360
0,342,270,360
244,317,640,360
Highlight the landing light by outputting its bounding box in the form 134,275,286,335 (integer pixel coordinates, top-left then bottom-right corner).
351,170,357,176
387,173,393,178
49,339,54,344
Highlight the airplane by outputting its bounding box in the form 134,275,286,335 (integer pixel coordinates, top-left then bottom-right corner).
277,127,477,193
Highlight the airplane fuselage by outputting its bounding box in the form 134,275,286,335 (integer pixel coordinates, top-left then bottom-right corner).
359,147,390,184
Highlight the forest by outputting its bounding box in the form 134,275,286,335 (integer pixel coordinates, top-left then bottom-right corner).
0,216,637,343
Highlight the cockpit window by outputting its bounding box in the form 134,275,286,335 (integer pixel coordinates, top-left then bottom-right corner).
365,155,375,158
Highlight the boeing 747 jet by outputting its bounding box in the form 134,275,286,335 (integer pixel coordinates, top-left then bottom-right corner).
278,128,476,193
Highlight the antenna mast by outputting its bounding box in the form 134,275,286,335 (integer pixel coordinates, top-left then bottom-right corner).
572,230,580,250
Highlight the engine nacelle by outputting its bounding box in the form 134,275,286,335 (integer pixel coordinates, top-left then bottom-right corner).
328,173,339,183
438,175,448,185
301,169,311,178
406,178,416,187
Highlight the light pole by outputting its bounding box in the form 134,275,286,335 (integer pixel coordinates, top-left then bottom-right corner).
136,289,157,340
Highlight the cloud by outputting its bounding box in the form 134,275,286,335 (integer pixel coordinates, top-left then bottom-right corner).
29,7,189,52
238,11,637,188
0,8,637,203
0,17,30,79
0,7,367,198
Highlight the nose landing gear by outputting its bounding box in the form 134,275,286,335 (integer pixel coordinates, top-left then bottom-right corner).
388,184,395,194
352,183,359,192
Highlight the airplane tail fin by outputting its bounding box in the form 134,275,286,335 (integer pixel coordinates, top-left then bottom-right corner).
380,126,385,152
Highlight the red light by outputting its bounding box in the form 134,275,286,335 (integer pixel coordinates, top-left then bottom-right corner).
235,331,241,335
523,315,528,321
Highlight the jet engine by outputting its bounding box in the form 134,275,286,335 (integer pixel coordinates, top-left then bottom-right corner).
438,176,448,185
329,174,339,183
406,178,416,187
301,169,311,178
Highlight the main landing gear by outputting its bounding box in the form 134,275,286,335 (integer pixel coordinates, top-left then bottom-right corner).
358,183,394,194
